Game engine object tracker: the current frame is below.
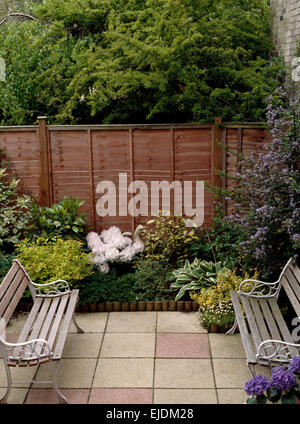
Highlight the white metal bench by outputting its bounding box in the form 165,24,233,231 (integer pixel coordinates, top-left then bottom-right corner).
0,259,84,404
228,258,300,375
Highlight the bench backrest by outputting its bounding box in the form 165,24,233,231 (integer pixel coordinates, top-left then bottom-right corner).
0,260,33,326
280,259,300,317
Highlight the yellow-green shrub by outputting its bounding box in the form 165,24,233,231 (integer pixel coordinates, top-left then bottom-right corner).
143,213,198,266
16,236,93,288
190,269,258,328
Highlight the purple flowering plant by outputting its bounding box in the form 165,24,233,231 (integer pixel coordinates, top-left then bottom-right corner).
216,81,300,279
244,358,300,404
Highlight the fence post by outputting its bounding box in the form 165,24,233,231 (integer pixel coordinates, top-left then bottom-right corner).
37,116,51,206
211,117,223,218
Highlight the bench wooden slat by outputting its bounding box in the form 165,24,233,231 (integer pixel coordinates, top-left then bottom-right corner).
260,300,281,341
0,262,19,301
28,298,52,341
282,274,300,317
240,296,264,353
47,294,70,352
17,298,43,345
39,297,60,341
248,298,275,357
284,268,300,316
0,270,26,318
230,291,256,363
53,290,79,360
2,276,30,325
268,299,294,344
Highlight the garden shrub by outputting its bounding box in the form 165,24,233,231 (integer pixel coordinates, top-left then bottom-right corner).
189,203,246,270
190,269,258,328
0,251,15,282
0,163,32,252
216,83,300,279
16,236,93,288
171,259,227,301
79,268,136,304
142,213,197,266
29,196,87,240
86,226,144,273
132,259,175,301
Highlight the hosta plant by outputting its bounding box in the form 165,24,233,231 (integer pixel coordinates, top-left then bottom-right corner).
171,260,227,301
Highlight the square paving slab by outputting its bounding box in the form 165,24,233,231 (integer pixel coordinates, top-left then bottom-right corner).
1,312,269,404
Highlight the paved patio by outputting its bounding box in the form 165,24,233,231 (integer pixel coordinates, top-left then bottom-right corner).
1,311,271,404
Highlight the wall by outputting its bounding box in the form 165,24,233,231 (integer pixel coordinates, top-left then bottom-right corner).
270,0,300,63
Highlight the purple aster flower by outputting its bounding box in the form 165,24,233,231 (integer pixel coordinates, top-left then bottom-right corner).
244,375,270,396
288,356,300,375
270,367,297,391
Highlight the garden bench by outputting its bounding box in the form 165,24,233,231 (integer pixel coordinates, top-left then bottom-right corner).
228,258,300,376
0,259,84,404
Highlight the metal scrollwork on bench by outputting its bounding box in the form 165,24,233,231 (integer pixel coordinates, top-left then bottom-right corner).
32,280,71,297
0,338,52,364
238,279,280,298
256,340,300,363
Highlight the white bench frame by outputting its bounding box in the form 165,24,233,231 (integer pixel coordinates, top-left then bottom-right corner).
228,258,300,376
0,259,84,404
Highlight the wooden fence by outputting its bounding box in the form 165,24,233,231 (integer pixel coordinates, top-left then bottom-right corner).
0,117,272,233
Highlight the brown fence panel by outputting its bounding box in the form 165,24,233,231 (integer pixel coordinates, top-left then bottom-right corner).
0,127,40,200
0,119,271,233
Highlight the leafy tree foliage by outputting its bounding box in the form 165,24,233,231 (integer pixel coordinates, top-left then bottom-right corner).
0,0,284,124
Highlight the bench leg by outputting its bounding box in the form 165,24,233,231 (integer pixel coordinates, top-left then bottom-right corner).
52,361,68,404
0,360,12,404
72,312,84,334
226,319,238,335
248,363,256,377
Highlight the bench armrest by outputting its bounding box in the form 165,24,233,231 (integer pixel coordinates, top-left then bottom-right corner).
31,279,71,297
0,338,52,363
238,279,280,298
256,340,300,363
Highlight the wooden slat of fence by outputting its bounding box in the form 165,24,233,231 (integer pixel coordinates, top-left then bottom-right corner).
88,129,96,229
0,118,272,232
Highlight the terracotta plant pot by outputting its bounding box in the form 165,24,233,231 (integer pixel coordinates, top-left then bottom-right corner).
113,301,121,312
170,301,177,311
192,302,199,312
90,303,98,313
146,301,154,311
209,324,219,333
130,302,137,312
138,301,146,311
177,301,185,312
97,302,105,312
105,302,114,312
81,303,90,313
154,301,162,311
162,301,169,311
185,301,192,312
122,302,130,312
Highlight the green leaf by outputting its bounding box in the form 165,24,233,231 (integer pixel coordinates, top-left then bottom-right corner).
281,392,296,404
246,396,258,404
266,388,281,403
256,394,267,404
